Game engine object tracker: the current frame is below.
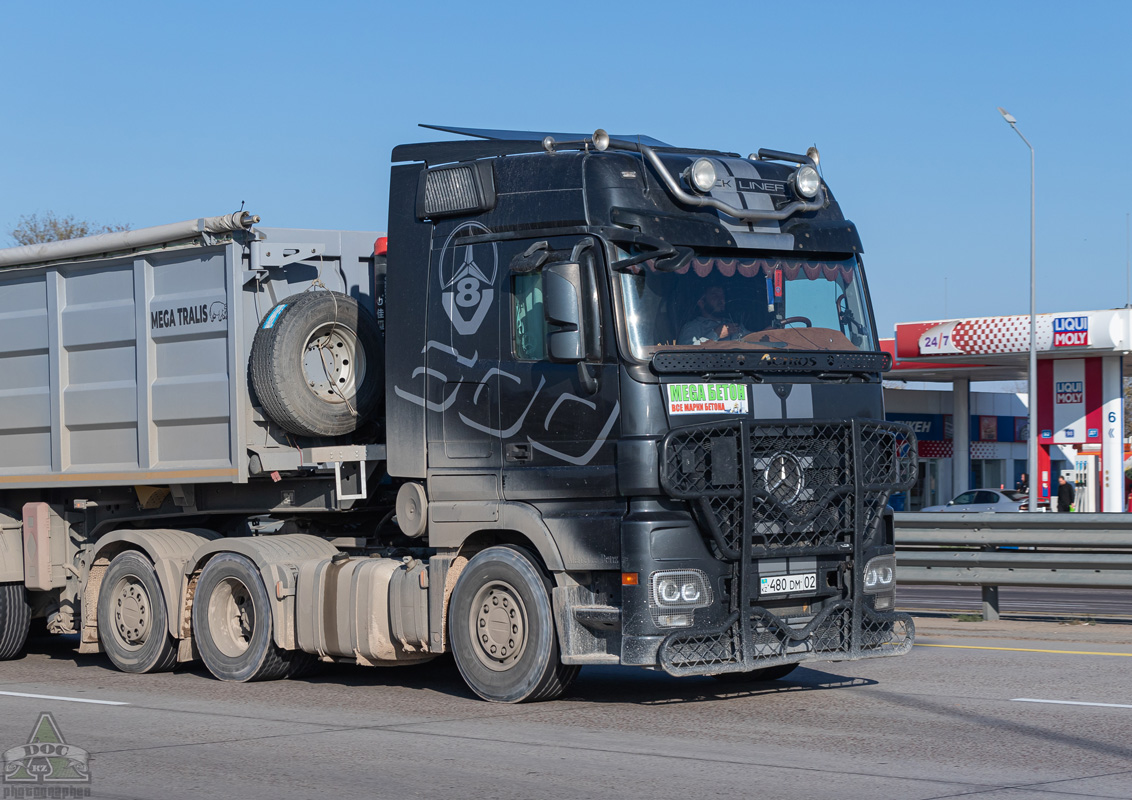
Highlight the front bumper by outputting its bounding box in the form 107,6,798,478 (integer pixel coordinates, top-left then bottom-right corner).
636,417,916,675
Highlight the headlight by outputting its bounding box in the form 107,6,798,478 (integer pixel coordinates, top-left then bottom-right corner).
649,569,713,628
650,570,712,609
863,555,896,594
793,165,821,199
687,158,717,193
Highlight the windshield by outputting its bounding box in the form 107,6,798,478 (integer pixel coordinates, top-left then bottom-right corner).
615,250,876,360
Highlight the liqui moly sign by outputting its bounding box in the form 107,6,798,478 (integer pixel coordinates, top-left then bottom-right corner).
1055,380,1083,404
1053,316,1089,347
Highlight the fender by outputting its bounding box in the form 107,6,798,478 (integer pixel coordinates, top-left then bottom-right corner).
0,511,22,584
428,501,566,572
90,529,221,640
186,534,340,650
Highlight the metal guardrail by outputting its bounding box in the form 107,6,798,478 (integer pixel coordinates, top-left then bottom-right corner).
894,512,1132,619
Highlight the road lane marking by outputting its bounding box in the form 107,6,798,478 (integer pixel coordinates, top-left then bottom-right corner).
1013,698,1132,709
915,643,1132,656
0,691,128,706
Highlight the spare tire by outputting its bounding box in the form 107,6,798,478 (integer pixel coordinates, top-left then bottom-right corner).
250,291,383,437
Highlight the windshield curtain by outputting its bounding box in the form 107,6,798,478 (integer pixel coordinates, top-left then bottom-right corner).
616,252,877,360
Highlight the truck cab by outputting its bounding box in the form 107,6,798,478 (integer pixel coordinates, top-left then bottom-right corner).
385,128,917,693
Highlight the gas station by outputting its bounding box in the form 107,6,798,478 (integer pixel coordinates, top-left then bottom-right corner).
881,307,1130,512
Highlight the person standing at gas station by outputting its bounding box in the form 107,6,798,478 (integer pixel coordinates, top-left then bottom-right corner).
1057,475,1075,513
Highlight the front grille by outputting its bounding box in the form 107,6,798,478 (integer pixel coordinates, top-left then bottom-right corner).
660,420,916,559
656,419,917,675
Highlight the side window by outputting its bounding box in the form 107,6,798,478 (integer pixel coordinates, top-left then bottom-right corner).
513,272,546,360
952,491,977,505
975,491,999,504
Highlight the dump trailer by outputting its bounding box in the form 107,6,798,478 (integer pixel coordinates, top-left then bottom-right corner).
0,126,916,702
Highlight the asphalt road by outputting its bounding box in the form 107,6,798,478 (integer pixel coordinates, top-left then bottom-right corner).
899,585,1132,619
1,621,1130,800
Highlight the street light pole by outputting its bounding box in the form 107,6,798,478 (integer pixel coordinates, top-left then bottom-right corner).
998,107,1039,513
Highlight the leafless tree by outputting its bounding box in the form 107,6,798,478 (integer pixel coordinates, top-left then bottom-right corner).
8,211,130,246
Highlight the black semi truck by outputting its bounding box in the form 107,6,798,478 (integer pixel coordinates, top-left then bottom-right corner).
0,126,915,702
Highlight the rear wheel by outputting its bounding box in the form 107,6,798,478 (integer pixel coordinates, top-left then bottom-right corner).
97,552,178,673
193,554,295,682
449,546,578,703
0,582,31,660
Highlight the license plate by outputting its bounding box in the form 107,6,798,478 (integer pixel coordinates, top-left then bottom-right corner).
760,572,817,595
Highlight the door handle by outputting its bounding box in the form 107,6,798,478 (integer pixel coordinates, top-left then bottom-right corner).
506,443,532,462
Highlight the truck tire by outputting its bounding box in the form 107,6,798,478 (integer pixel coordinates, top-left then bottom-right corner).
250,291,383,438
97,552,178,674
449,546,578,703
712,663,798,683
0,583,31,660
193,553,294,682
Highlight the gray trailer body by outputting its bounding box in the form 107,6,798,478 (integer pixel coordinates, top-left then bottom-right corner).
0,221,382,490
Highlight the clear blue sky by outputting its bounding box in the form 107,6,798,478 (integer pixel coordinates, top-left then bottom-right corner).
2,0,1129,336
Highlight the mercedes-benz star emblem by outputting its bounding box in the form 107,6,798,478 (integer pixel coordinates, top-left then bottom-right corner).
764,452,805,504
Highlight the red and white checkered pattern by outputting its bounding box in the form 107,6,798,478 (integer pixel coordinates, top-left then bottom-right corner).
949,315,1054,355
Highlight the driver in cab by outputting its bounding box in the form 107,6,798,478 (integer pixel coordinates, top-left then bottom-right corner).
678,285,749,345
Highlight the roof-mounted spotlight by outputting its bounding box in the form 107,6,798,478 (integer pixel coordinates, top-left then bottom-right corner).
792,165,821,199
686,158,717,193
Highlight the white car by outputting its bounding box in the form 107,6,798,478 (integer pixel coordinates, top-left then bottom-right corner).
921,488,1040,512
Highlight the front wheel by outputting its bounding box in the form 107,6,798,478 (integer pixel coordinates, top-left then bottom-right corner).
449,546,578,703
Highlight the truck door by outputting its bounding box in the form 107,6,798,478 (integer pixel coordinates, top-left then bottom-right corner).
499,236,620,500
424,221,502,478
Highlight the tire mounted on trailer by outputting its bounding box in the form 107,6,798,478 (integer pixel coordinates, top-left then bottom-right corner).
448,546,579,703
0,582,31,660
250,291,383,438
97,551,178,673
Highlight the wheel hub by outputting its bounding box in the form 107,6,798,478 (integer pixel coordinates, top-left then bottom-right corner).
302,322,364,405
207,577,255,658
470,582,527,671
113,579,152,646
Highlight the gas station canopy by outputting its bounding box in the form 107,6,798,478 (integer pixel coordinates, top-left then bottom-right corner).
881,307,1132,382
880,307,1130,512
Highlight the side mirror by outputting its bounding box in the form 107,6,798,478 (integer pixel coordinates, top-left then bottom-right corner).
946,500,954,506
543,262,585,363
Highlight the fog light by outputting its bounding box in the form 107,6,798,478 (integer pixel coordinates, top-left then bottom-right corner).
863,555,896,593
793,165,820,199
656,613,693,628
688,158,717,193
874,594,894,610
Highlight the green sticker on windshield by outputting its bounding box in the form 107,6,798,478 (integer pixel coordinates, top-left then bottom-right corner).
667,383,748,415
